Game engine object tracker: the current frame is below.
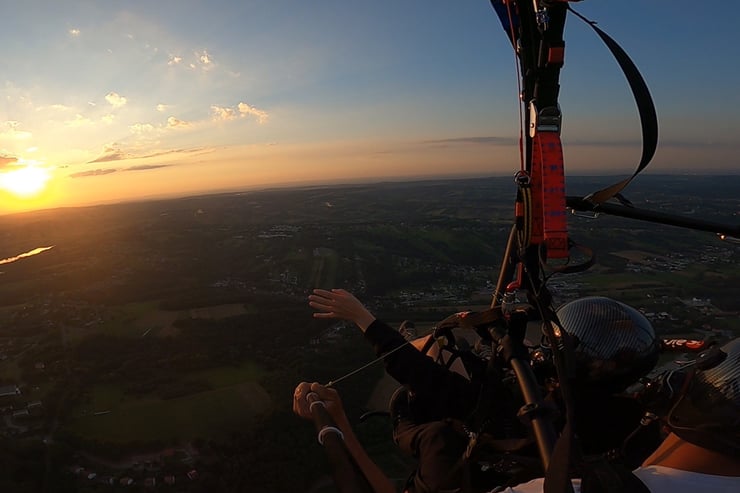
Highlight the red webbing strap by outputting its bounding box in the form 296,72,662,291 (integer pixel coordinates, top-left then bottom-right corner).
526,170,544,245
532,132,568,259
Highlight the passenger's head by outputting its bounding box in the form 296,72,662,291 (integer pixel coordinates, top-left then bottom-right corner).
667,337,740,457
555,296,660,392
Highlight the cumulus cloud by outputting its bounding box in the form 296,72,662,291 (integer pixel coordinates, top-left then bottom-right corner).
210,103,268,124
69,28,80,36
167,116,192,128
238,102,268,123
105,92,127,108
1,121,32,140
211,105,237,121
102,114,115,124
70,168,117,178
196,50,214,70
167,55,182,66
156,104,168,112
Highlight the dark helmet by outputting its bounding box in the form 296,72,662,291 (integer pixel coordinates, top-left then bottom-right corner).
667,337,740,456
555,296,660,392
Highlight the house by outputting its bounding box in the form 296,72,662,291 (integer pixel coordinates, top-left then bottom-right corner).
0,385,20,397
98,476,116,486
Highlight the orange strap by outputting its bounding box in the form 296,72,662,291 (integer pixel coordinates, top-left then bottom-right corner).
532,132,568,259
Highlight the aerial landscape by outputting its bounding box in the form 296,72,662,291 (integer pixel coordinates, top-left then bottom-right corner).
0,174,737,492
2,1,740,492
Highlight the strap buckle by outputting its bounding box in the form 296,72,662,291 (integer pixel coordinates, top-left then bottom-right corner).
528,102,562,137
570,209,600,219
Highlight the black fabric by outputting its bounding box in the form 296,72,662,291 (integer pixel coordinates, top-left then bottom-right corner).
364,319,480,422
395,419,469,493
570,389,661,467
366,320,536,492
580,460,651,493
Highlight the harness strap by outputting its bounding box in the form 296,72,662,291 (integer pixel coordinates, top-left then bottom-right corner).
568,6,658,205
533,132,568,259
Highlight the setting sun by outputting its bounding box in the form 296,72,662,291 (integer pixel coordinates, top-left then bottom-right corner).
0,165,51,198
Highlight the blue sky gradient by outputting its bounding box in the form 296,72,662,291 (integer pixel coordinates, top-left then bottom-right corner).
1,1,737,213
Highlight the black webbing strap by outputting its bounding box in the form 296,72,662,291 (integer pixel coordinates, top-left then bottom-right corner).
567,6,658,205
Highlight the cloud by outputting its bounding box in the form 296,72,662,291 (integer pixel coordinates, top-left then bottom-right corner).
70,168,117,178
138,147,209,160
69,28,80,37
425,136,515,146
0,155,19,169
195,50,214,71
211,105,237,121
156,104,168,112
125,164,170,171
89,144,131,163
105,92,127,108
0,121,32,140
84,144,208,167
212,103,269,123
167,116,192,129
238,102,268,124
168,55,182,66
41,103,73,112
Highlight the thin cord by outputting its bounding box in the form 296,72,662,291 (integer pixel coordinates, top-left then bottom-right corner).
504,1,526,172
325,339,414,388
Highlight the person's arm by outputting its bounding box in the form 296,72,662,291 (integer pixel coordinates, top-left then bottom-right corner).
293,382,397,493
308,289,377,331
308,289,478,417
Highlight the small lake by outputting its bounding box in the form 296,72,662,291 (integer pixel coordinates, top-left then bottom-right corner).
0,246,55,265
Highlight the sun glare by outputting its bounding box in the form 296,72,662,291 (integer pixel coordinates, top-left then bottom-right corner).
0,165,51,198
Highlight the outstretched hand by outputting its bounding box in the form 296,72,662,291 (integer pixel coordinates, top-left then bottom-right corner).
308,288,376,332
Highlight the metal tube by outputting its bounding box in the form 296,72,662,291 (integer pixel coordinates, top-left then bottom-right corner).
510,358,557,471
566,196,740,238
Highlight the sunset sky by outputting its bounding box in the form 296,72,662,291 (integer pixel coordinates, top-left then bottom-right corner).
1,1,737,214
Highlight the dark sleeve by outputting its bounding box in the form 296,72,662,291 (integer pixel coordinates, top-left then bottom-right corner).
364,319,478,419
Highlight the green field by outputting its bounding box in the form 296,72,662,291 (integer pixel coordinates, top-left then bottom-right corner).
65,364,270,443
